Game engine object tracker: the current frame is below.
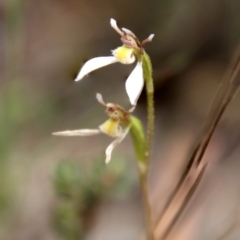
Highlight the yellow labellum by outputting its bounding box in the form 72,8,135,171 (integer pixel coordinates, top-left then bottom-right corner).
99,119,121,137
112,46,135,64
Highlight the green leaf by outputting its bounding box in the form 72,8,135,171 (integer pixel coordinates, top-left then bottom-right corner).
129,116,146,164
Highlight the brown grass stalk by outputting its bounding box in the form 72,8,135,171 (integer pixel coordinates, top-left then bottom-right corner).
154,46,240,240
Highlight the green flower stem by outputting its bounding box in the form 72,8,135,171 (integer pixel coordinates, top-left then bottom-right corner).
138,170,155,240
142,52,155,240
130,68,155,239
129,120,155,240
142,52,154,167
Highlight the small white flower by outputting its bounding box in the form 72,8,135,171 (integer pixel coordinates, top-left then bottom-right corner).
74,18,154,106
52,93,133,164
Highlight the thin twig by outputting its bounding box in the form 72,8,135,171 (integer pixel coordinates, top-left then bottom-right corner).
154,46,240,240
160,165,207,240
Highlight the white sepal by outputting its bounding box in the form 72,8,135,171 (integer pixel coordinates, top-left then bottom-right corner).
105,127,130,164
122,27,136,37
147,34,155,41
125,61,144,105
52,129,101,136
74,56,118,81
110,18,123,36
96,93,106,106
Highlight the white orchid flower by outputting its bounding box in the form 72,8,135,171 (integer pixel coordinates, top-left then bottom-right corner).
53,93,135,164
75,18,154,106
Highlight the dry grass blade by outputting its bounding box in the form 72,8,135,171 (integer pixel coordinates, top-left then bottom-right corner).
154,46,240,240
215,219,240,240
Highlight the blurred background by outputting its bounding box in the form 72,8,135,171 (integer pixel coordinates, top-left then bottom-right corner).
2,0,240,239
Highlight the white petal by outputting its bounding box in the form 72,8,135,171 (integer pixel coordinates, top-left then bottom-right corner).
122,27,136,37
128,106,136,113
125,61,144,105
147,34,155,41
141,34,155,46
52,129,101,136
110,18,123,36
105,127,130,164
74,56,118,81
96,93,106,106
